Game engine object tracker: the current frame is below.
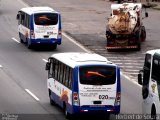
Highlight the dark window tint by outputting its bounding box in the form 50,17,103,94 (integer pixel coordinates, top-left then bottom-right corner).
152,55,160,83
34,13,58,25
48,58,73,89
143,54,151,86
144,54,151,69
79,66,116,85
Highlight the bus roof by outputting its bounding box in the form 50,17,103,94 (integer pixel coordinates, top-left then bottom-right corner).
20,6,58,15
51,52,115,68
146,49,160,56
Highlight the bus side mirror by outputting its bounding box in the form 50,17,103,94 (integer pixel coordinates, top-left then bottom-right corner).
45,62,50,70
16,14,20,20
145,12,148,17
138,70,143,85
21,14,25,20
138,73,142,85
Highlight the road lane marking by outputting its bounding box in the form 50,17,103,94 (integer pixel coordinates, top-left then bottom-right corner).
123,72,139,75
0,65,2,68
25,89,40,101
124,69,140,72
12,37,20,43
42,59,48,63
120,66,142,69
62,32,92,53
18,0,29,7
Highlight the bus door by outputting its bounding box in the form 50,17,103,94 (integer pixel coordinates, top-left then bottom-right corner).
151,54,160,114
78,65,119,110
141,53,152,114
34,13,60,40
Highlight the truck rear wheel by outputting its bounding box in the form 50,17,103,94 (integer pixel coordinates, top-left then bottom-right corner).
141,26,146,42
137,43,141,51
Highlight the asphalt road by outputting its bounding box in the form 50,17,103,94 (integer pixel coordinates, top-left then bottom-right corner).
0,0,143,119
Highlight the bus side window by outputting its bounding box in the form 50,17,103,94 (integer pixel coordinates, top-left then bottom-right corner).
48,59,53,78
65,67,70,87
59,63,64,83
68,68,73,89
62,65,66,85
152,57,160,81
52,59,56,78
21,13,25,26
54,60,58,80
143,54,151,86
56,61,60,82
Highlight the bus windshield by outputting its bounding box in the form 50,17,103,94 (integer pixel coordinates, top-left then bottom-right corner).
79,65,116,85
34,13,58,25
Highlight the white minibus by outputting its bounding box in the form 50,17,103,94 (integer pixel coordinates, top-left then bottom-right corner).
138,49,160,120
17,7,62,49
45,52,121,119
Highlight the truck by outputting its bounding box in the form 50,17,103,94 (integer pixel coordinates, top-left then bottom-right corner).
106,3,148,51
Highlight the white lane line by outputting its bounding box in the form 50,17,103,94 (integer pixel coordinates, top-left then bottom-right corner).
25,89,40,101
0,65,2,68
42,59,48,63
12,37,20,43
124,69,140,72
62,32,92,53
113,63,123,65
124,63,143,65
17,0,29,7
122,72,139,75
120,66,142,69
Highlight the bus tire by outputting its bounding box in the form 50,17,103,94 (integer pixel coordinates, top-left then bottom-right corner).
151,105,157,120
105,114,110,120
52,44,57,50
137,43,141,51
49,90,55,106
27,39,32,49
136,31,141,51
63,103,70,119
19,33,23,43
141,26,146,42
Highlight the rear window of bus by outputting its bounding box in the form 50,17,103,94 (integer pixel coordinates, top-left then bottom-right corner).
34,13,58,25
79,66,116,85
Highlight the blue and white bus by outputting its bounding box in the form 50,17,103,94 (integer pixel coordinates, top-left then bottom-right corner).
45,52,121,119
16,7,62,49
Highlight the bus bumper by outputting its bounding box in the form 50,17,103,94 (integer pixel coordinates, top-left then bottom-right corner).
72,105,120,115
30,38,61,45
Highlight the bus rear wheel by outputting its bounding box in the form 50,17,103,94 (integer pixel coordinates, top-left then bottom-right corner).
105,114,110,120
19,33,24,43
151,105,157,120
52,44,57,50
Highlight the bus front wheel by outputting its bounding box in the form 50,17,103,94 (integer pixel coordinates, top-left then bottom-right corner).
49,90,55,106
27,39,32,49
63,103,70,119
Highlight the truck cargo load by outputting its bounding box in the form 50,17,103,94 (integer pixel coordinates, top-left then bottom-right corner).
106,3,148,51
